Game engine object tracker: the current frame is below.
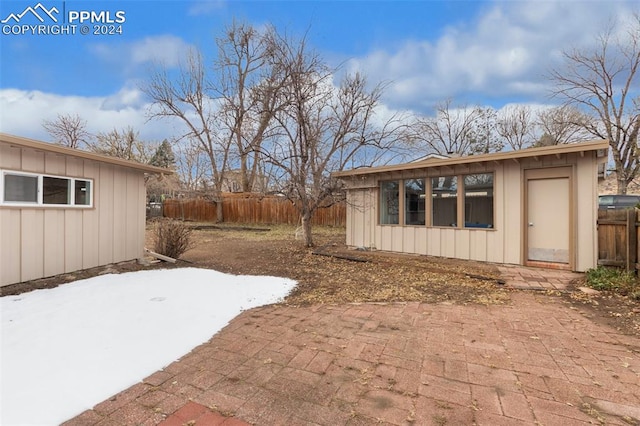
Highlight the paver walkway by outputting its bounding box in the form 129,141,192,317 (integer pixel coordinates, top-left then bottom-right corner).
498,265,582,292
65,289,640,425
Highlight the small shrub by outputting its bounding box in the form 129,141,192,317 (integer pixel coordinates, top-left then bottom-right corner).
153,219,194,259
585,266,639,299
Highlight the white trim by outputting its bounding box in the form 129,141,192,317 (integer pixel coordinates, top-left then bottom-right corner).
0,169,94,208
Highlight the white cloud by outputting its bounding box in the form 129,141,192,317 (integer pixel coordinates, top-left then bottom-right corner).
347,0,637,112
89,35,193,71
187,0,226,16
0,88,185,143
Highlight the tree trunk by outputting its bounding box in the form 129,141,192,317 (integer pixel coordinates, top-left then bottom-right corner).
215,198,224,223
617,176,628,195
301,212,314,247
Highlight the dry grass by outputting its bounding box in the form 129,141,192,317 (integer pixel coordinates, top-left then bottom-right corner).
182,224,512,306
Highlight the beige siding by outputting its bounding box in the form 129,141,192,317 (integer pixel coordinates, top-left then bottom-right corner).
21,210,44,281
82,162,100,269
0,142,148,287
342,149,601,271
576,154,598,271
1,210,21,285
43,210,65,277
502,161,524,264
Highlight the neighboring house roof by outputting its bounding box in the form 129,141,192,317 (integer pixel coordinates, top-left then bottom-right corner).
0,132,172,175
410,153,450,162
333,139,609,177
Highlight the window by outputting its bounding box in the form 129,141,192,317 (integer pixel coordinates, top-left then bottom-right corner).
4,174,38,203
405,179,425,225
75,180,91,206
1,170,93,207
432,176,457,227
464,174,493,228
380,180,399,224
43,176,70,205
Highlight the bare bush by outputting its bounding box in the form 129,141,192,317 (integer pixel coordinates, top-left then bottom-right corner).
153,219,194,259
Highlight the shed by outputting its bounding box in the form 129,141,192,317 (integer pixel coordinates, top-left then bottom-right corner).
334,140,609,272
0,133,170,287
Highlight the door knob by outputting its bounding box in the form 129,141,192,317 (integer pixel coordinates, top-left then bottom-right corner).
528,222,534,227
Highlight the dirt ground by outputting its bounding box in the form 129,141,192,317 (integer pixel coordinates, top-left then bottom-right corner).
3,223,639,337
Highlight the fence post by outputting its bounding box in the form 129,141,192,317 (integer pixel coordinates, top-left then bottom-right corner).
626,209,637,271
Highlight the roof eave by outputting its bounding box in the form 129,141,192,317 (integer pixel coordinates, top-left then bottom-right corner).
333,139,609,178
0,132,173,175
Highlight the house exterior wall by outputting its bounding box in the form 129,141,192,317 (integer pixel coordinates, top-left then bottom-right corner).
0,141,147,287
343,151,599,272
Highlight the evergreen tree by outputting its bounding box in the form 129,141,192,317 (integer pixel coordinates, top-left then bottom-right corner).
150,139,176,169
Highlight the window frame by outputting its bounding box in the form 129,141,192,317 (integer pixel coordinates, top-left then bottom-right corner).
463,173,494,229
0,169,94,208
378,172,495,230
379,180,401,225
431,175,458,228
404,178,426,226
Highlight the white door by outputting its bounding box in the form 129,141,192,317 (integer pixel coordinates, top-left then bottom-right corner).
527,177,570,264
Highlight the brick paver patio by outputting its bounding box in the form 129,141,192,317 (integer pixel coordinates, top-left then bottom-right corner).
64,281,640,426
498,265,582,292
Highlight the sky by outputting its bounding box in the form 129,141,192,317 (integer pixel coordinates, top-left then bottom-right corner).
1,267,296,425
0,0,637,144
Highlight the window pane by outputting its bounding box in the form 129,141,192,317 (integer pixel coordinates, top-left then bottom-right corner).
405,179,425,225
464,174,494,228
380,181,399,225
43,176,70,205
4,174,38,202
432,176,457,227
75,180,91,205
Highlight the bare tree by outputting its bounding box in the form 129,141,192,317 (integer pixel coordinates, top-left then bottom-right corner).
42,113,91,149
215,22,287,193
144,23,288,220
534,105,590,146
409,100,486,156
549,14,640,193
263,32,403,247
89,127,155,163
144,50,232,221
496,105,536,150
176,139,210,192
468,107,502,154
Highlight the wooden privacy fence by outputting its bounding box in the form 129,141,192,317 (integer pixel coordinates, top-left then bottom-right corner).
597,209,639,271
162,195,346,227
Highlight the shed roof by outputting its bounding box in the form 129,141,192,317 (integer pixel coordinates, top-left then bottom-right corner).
333,139,609,177
0,133,172,174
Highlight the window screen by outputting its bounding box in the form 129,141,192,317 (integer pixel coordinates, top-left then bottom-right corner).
4,174,38,203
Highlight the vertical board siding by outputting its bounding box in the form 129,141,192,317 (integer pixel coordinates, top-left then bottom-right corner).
576,155,598,271
43,209,65,277
98,164,115,265
455,229,470,260
21,149,44,172
21,210,44,282
82,162,100,270
0,210,21,285
111,167,127,263
65,210,83,273
0,142,148,287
